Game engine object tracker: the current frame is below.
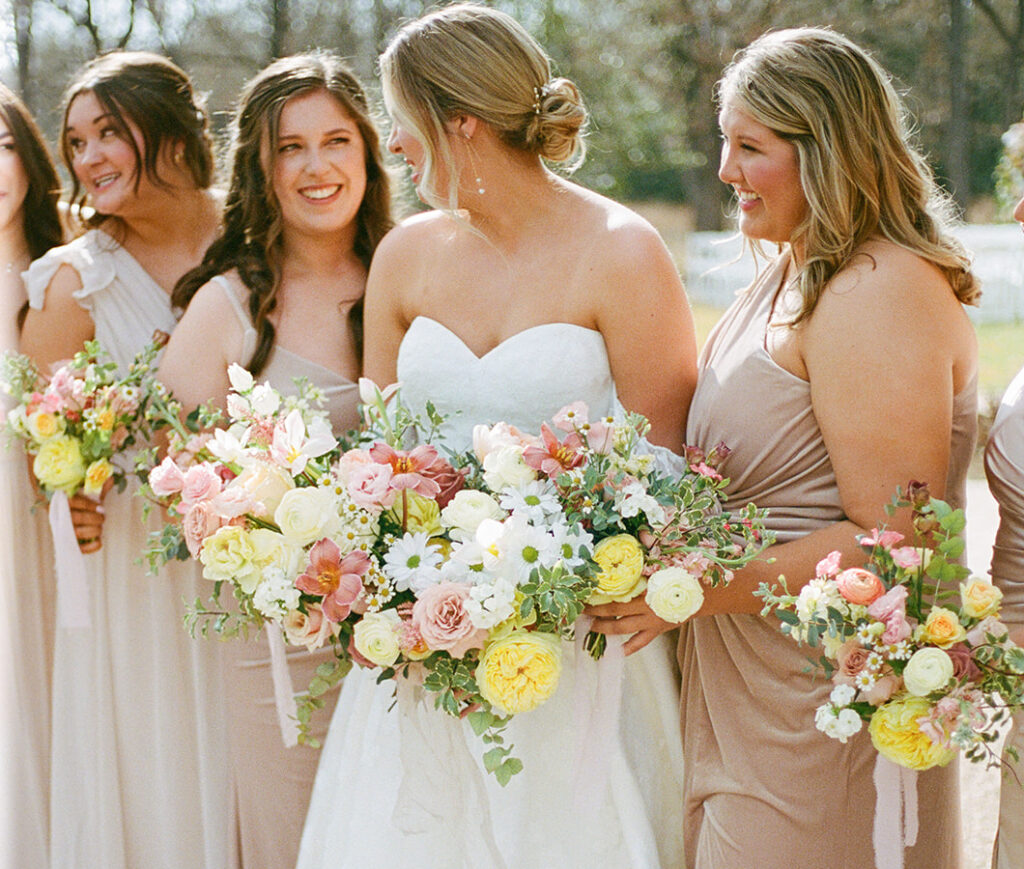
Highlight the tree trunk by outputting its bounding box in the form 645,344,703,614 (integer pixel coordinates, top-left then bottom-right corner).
946,0,970,210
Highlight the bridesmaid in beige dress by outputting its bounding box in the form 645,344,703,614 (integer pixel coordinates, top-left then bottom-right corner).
988,193,1024,869
591,28,978,868
19,53,227,869
158,53,393,869
0,81,63,868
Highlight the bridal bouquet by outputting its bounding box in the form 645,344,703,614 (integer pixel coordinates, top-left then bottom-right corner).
756,484,1024,771
146,370,769,782
1,337,170,628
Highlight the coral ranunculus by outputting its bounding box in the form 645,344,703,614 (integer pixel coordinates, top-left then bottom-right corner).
834,567,885,606
868,695,956,770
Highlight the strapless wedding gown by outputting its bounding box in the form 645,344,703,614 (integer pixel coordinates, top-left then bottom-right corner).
298,317,685,868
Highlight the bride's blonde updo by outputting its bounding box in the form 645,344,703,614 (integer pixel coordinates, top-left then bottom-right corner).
719,27,978,322
380,2,587,207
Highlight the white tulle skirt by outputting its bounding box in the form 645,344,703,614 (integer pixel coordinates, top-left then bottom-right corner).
297,633,685,869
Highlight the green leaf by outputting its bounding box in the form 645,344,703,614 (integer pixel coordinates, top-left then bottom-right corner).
467,710,493,736
483,747,505,773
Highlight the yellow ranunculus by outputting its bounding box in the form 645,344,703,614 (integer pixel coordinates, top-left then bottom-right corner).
960,578,1003,620
868,695,956,770
589,533,646,604
387,490,443,537
476,630,562,715
82,458,114,497
26,410,64,442
33,435,86,493
915,607,967,649
353,610,402,667
198,525,260,592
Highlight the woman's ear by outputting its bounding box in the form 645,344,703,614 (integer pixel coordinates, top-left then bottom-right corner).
447,114,479,140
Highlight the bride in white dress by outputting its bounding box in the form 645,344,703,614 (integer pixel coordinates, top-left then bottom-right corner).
298,5,697,867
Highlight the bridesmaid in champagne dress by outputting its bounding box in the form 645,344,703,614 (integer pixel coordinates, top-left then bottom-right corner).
988,193,1024,869
158,53,393,869
603,29,978,868
19,53,227,869
0,81,63,868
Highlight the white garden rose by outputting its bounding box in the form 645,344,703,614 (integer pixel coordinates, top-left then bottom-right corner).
441,490,506,541
274,486,340,547
903,647,954,697
228,461,295,519
249,528,304,576
481,445,536,491
644,567,704,623
353,610,402,667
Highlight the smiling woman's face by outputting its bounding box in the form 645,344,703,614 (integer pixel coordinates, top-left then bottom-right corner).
718,97,808,245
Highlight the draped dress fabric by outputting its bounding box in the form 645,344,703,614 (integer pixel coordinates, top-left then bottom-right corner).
24,229,229,869
984,365,1024,869
0,319,54,867
680,254,976,869
297,316,686,869
211,275,360,869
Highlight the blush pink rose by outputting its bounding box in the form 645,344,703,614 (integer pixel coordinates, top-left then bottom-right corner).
182,501,225,557
211,486,257,520
346,462,396,510
411,582,488,658
835,568,886,606
283,605,337,652
890,547,922,570
420,455,468,509
149,456,186,498
180,464,223,507
867,585,913,643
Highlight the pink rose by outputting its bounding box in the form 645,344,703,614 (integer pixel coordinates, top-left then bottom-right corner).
816,551,842,579
835,567,885,606
182,501,225,557
890,547,922,570
411,582,488,658
834,639,871,686
420,455,468,509
346,462,396,510
211,486,256,520
283,605,337,652
945,643,982,683
180,464,223,507
149,456,186,498
334,449,374,482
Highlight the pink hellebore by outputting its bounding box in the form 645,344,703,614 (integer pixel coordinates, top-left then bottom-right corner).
523,423,586,479
369,443,442,498
294,539,370,623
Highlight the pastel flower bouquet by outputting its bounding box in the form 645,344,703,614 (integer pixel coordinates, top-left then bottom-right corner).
757,483,1024,772
143,371,770,782
1,337,171,627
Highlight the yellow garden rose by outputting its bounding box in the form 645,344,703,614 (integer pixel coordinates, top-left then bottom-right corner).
915,607,967,649
589,534,646,604
960,578,1003,620
198,525,260,592
868,695,956,770
387,491,442,537
33,435,86,493
26,409,64,442
476,630,562,715
82,458,114,497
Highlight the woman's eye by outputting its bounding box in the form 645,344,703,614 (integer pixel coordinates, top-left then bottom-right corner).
278,142,300,154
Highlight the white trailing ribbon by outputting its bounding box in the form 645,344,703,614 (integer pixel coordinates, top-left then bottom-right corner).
571,615,625,811
265,623,300,747
872,754,919,869
49,491,91,629
393,682,507,868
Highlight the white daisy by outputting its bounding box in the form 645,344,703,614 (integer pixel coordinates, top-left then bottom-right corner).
382,532,443,592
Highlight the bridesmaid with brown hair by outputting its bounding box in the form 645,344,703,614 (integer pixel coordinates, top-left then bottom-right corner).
0,80,63,867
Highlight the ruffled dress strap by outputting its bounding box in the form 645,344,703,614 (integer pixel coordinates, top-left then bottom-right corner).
209,275,258,365
22,230,119,313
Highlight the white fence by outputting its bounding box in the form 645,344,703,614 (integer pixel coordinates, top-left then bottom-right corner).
685,225,1024,323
